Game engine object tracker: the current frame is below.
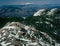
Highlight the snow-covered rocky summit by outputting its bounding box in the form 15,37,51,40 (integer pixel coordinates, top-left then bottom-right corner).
47,8,58,16
33,8,59,17
33,9,46,16
0,22,56,46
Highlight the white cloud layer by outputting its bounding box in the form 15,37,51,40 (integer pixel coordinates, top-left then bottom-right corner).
21,2,33,5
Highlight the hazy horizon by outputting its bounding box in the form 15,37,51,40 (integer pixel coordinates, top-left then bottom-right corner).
0,0,60,6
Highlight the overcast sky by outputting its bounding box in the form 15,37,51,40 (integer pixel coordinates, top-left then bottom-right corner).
0,0,60,5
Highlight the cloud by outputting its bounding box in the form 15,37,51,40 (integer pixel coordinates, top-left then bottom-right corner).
21,2,33,5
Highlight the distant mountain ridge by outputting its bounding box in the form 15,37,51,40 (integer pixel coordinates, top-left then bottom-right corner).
0,4,60,17
0,5,40,17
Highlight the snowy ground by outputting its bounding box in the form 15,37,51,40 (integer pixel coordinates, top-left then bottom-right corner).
0,22,59,46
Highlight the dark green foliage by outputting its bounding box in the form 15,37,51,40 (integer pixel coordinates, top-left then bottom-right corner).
0,16,24,28
25,14,60,43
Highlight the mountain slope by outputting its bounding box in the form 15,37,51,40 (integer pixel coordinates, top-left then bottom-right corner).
26,8,60,43
0,22,57,46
